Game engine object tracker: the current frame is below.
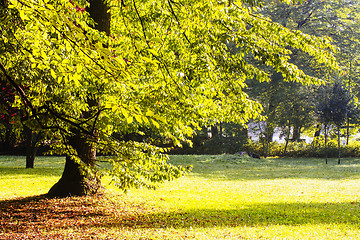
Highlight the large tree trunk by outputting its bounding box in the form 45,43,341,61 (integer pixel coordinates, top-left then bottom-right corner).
47,132,100,197
47,0,110,197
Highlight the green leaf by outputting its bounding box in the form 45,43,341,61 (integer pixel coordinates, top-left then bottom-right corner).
134,114,142,123
121,108,129,119
151,119,160,128
50,69,56,79
146,110,154,117
126,116,133,124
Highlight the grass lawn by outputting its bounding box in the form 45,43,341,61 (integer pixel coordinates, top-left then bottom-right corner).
1,155,360,239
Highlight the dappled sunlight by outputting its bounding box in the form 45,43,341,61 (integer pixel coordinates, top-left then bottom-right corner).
2,156,360,239
1,194,360,239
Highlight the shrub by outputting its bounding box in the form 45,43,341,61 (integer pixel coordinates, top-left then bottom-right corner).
245,137,360,158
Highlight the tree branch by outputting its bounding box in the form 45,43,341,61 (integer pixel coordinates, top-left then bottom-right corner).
0,61,34,115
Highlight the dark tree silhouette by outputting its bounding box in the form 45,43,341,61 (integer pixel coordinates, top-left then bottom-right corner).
317,81,358,164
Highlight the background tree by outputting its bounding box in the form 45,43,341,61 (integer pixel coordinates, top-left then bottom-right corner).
0,79,43,168
316,81,358,164
255,0,360,148
276,83,316,155
317,86,332,164
327,81,357,164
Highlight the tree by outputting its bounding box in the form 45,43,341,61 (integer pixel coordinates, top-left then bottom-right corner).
0,0,337,196
317,81,357,164
317,87,331,164
0,8,43,168
276,83,316,155
47,0,111,197
328,81,357,164
261,0,360,144
0,78,43,168
254,0,329,147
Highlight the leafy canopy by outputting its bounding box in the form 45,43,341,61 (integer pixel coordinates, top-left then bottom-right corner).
1,0,336,189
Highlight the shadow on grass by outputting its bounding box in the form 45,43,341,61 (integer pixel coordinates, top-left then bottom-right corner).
1,194,359,238
170,155,360,181
96,202,360,230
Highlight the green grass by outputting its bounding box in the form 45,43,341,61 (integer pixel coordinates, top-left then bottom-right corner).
0,156,65,200
1,155,360,239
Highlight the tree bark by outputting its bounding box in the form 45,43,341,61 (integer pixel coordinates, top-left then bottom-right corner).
47,132,100,197
210,125,218,138
283,120,291,156
86,0,111,35
314,124,321,138
292,124,301,142
264,122,273,158
25,146,37,169
24,126,39,169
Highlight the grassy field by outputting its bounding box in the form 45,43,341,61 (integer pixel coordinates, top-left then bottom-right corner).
1,155,360,239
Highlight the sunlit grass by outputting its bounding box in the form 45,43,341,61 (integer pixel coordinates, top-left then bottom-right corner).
0,156,64,199
1,155,360,239
114,155,360,239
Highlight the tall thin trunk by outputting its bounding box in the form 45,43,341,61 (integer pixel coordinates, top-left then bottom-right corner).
338,127,341,165
314,124,321,138
210,125,218,138
292,124,301,142
346,118,350,145
263,74,279,158
283,120,291,156
219,122,223,139
325,124,328,165
347,62,352,145
25,126,39,169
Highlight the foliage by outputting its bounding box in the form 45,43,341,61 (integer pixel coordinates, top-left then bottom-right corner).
261,0,360,83
2,155,360,239
245,136,360,158
323,81,356,128
171,122,248,154
316,81,359,162
253,0,360,147
0,77,19,152
0,0,337,190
